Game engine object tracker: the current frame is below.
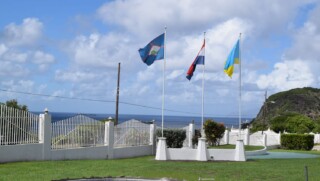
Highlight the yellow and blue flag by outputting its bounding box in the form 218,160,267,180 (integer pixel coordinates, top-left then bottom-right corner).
138,33,164,66
224,39,240,77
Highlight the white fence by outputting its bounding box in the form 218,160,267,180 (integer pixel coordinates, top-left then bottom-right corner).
114,119,151,147
51,115,105,149
0,109,156,163
0,104,39,145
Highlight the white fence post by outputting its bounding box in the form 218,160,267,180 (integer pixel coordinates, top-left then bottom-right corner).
150,121,156,155
105,121,114,159
39,108,51,160
224,129,229,145
188,122,195,148
244,128,250,145
263,133,267,146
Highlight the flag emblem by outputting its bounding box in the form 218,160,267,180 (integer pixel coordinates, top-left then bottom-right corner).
149,45,160,55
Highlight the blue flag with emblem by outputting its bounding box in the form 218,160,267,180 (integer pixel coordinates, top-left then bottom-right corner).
138,33,164,66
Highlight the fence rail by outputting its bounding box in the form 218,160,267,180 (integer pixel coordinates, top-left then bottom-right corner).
0,104,39,145
51,115,105,149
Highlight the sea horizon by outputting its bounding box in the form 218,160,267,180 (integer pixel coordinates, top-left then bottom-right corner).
33,111,253,129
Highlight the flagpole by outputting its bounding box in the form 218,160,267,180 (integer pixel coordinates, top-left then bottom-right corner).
238,33,242,139
201,32,206,135
162,27,167,137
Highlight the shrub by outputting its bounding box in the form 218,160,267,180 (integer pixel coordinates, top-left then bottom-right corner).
156,129,186,148
286,115,315,133
204,119,225,146
281,134,314,150
192,129,202,147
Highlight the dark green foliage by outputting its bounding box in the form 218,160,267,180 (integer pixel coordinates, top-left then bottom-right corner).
204,119,225,146
251,87,320,131
156,129,186,148
286,115,315,133
281,134,314,150
5,99,28,111
192,129,202,146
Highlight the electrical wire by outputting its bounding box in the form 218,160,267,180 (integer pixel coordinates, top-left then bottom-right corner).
0,88,255,118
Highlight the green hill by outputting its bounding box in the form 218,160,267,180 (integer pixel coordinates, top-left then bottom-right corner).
251,87,320,131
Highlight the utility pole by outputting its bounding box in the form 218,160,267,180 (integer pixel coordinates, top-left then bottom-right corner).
262,90,267,134
115,62,121,125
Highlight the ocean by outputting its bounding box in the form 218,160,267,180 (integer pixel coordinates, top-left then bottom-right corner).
46,112,252,129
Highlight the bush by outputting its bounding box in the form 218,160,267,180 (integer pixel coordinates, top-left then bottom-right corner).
204,119,225,146
286,115,315,133
192,129,202,147
156,129,186,148
281,134,314,150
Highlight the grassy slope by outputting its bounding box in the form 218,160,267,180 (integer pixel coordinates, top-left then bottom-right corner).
1,152,320,181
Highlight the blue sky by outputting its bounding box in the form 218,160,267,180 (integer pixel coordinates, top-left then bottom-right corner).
0,0,319,119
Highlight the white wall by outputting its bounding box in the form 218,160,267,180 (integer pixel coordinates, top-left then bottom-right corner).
167,148,197,160
113,145,153,159
51,146,110,160
0,144,43,163
207,149,235,161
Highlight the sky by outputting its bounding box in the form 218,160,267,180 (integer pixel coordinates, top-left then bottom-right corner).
0,0,319,119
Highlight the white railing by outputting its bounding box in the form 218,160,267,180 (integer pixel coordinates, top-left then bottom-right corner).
51,115,105,149
114,119,150,147
0,104,39,145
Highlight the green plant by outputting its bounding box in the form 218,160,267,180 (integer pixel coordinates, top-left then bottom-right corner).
286,115,315,133
156,129,186,148
281,134,314,150
192,129,202,147
203,119,225,146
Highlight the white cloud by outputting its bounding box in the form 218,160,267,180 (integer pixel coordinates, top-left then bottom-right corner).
256,60,314,91
2,18,43,47
55,70,99,83
67,33,133,68
0,44,8,56
97,0,308,37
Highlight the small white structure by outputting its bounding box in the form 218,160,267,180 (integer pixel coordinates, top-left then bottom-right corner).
155,137,246,162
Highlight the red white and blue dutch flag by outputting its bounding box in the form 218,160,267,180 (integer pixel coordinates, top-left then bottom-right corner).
186,40,205,80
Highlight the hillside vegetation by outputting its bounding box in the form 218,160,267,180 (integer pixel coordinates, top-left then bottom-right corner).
251,87,320,132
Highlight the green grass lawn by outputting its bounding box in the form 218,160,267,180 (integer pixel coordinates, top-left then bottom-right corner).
209,144,265,151
1,150,320,181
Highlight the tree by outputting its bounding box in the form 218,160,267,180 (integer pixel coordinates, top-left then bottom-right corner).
0,99,30,145
5,99,28,111
204,119,225,146
286,115,315,134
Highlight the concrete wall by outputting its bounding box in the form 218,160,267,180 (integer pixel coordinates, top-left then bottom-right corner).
167,148,197,160
51,146,110,160
114,145,153,159
0,144,43,163
207,149,235,161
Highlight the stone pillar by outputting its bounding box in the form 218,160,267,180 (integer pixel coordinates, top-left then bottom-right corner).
155,137,167,160
188,122,195,148
39,108,51,160
235,140,246,161
224,130,229,145
105,121,114,159
196,138,208,161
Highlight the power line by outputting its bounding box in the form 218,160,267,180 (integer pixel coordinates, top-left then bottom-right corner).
0,88,255,117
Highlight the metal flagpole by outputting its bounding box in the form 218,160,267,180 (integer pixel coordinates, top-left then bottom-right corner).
238,33,242,139
201,32,206,135
162,27,167,137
